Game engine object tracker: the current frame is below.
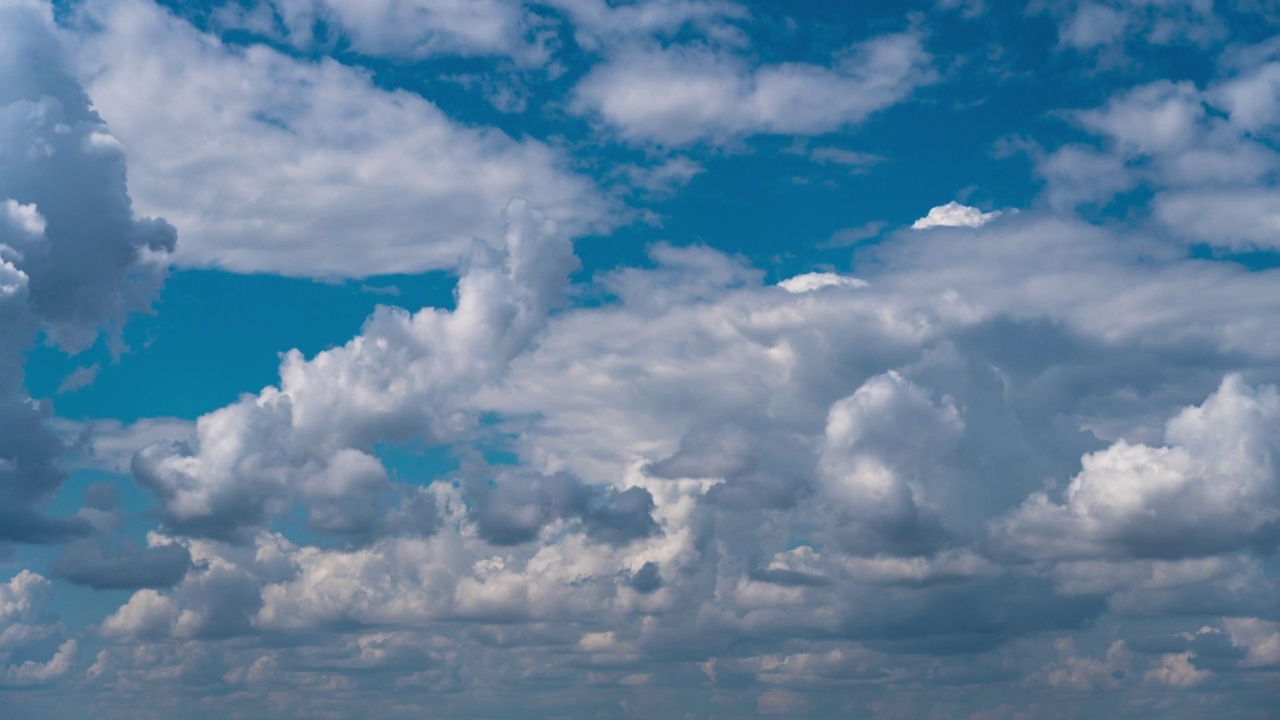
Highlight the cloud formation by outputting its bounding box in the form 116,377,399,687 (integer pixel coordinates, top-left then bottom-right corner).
5,0,1280,717
572,30,933,146
0,0,172,544
70,0,612,278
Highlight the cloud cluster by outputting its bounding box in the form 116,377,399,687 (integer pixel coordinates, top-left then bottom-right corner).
0,0,172,544
6,0,1280,717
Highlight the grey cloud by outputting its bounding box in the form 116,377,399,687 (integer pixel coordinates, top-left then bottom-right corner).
467,468,658,547
133,202,577,543
51,538,194,590
992,375,1280,562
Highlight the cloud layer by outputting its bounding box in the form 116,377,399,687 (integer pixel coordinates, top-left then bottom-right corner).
5,0,1280,718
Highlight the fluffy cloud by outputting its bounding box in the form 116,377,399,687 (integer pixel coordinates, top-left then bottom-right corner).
911,201,1002,229
10,2,1280,715
1223,617,1280,668
571,30,933,146
70,0,612,278
261,0,555,64
992,375,1280,561
0,570,75,687
133,201,577,541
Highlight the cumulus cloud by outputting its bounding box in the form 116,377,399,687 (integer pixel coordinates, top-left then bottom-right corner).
571,30,933,146
70,0,612,278
993,375,1280,561
1223,617,1280,667
10,2,1280,714
911,201,1002,229
1144,652,1211,687
0,0,173,543
132,201,577,542
0,571,75,687
261,0,555,64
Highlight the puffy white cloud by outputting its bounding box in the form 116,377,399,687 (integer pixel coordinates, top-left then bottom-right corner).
993,375,1280,561
71,0,613,278
910,201,1002,229
1144,652,1210,688
0,570,75,686
571,31,933,146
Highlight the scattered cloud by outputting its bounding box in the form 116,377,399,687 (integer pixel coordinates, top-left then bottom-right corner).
571,31,934,146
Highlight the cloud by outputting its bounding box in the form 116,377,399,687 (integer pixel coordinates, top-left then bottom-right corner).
51,537,194,590
70,0,613,278
0,570,76,687
260,0,555,64
547,0,748,51
911,201,1002,229
464,467,658,547
776,272,867,293
11,4,1280,712
1223,617,1280,667
55,363,98,394
1144,652,1210,688
992,375,1280,561
132,201,576,542
0,0,172,544
1047,0,1223,52
571,30,933,146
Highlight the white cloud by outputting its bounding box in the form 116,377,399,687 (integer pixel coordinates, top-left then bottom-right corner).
992,375,1280,561
71,0,613,278
2,200,45,237
263,0,554,64
1076,81,1204,156
546,0,748,51
776,272,867,293
571,31,932,146
911,201,1002,229
1049,0,1222,52
1038,639,1131,691
1223,617,1280,667
1153,189,1280,250
1144,652,1210,688
133,201,577,541
0,571,75,687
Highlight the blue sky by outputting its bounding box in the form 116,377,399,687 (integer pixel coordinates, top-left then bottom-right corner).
3,0,1280,717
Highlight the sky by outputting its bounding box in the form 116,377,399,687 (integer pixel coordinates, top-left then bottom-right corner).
2,0,1280,717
